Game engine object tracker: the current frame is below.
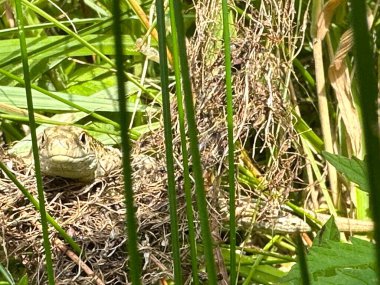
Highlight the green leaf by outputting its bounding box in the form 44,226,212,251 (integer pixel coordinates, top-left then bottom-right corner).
0,35,138,66
312,267,377,285
0,263,14,285
0,85,155,113
322,151,369,192
313,216,340,246
281,223,376,285
64,66,115,95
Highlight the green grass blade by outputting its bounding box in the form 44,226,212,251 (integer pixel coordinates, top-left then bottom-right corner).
170,0,217,282
0,35,137,69
243,236,281,284
0,262,15,285
296,233,311,285
0,18,103,36
0,86,150,112
20,0,151,97
14,1,54,283
21,0,113,68
350,0,380,277
168,1,200,283
292,111,324,153
221,0,236,282
112,1,141,284
0,68,119,127
155,0,182,283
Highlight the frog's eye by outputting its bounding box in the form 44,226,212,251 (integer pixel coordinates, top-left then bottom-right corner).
79,132,87,145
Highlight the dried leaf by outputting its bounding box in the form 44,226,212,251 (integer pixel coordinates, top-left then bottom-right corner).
317,0,344,41
328,29,362,155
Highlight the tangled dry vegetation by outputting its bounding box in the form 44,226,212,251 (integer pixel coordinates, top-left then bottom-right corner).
0,1,304,283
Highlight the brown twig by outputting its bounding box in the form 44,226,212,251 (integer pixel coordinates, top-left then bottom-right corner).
54,238,105,285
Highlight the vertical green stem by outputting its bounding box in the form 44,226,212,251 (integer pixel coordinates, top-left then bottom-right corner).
112,1,141,284
14,0,55,283
170,0,218,282
350,0,380,278
168,1,200,283
221,0,236,283
155,0,182,283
